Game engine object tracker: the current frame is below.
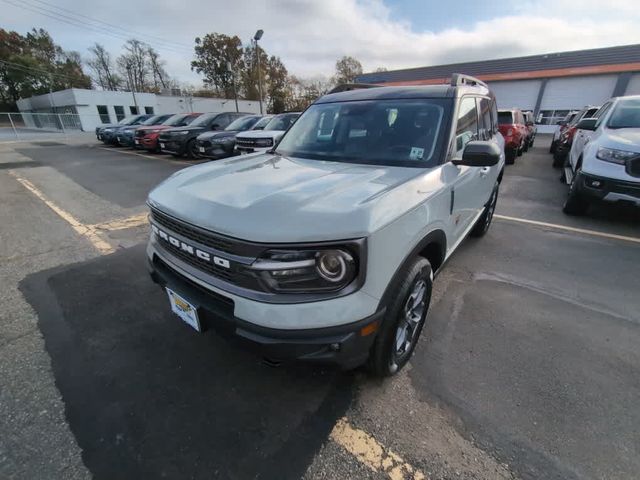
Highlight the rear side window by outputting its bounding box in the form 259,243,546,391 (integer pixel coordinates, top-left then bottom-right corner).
498,111,513,124
454,97,479,157
477,98,493,140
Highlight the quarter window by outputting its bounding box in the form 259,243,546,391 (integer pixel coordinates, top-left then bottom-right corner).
454,97,478,157
477,98,492,140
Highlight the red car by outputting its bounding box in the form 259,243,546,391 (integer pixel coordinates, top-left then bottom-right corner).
551,106,599,167
498,109,528,164
135,113,202,152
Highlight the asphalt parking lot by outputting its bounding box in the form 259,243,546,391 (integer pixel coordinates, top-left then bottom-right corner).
1,136,639,480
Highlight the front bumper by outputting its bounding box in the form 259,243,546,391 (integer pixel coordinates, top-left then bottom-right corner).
196,141,234,158
577,172,640,205
159,138,186,155
117,134,135,147
148,252,381,368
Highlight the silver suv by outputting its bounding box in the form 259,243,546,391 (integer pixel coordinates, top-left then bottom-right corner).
146,74,505,376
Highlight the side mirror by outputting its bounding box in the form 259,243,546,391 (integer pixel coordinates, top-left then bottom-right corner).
453,141,501,167
556,120,566,126
576,118,597,131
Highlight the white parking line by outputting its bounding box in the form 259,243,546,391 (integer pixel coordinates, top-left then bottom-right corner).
494,214,640,245
98,146,160,161
9,171,115,254
330,417,426,480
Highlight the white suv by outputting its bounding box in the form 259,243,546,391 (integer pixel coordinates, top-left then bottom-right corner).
235,112,300,154
564,96,640,215
146,75,505,376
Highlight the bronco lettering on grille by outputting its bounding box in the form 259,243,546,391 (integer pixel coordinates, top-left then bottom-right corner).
152,224,230,269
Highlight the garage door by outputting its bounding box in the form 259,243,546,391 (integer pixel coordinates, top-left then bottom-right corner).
540,75,617,110
624,73,640,95
488,80,541,110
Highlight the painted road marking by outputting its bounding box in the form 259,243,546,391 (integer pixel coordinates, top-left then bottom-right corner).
330,417,425,480
494,214,640,245
9,171,115,255
98,146,161,161
90,213,148,231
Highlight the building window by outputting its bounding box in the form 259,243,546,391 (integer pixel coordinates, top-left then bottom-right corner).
537,109,570,125
130,106,139,115
144,106,154,114
114,105,125,121
96,105,110,124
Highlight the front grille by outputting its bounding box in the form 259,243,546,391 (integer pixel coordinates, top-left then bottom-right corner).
198,140,212,148
627,158,640,178
149,208,264,258
236,137,272,148
135,130,146,138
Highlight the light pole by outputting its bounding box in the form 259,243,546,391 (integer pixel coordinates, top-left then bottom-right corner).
226,61,239,113
253,29,264,114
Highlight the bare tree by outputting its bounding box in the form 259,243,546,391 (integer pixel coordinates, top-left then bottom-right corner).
87,43,120,90
148,47,168,91
117,39,151,92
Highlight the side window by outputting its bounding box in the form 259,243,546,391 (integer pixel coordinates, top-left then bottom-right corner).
490,98,498,133
214,114,230,128
477,98,493,140
454,97,479,157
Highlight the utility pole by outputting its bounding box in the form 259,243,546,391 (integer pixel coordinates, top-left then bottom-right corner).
254,29,264,114
126,63,139,113
227,61,239,113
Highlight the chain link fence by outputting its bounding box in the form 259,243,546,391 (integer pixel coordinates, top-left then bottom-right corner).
0,112,100,141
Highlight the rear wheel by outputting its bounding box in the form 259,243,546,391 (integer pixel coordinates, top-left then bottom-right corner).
552,149,566,168
563,168,589,215
186,139,199,159
549,140,557,153
470,183,499,237
505,148,516,165
368,258,432,377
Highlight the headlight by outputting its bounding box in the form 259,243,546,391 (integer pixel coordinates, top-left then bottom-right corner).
103,128,113,132
250,248,357,293
174,130,190,136
596,147,637,165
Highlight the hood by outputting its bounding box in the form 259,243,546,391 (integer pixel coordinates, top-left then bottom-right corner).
148,153,441,243
236,129,284,140
163,126,204,134
197,130,237,141
603,127,640,149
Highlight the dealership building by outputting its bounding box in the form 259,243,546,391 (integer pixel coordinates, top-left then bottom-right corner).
356,44,640,133
16,89,262,131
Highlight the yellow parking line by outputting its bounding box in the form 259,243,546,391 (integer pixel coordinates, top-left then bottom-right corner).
494,214,640,245
330,417,425,480
9,171,115,254
90,213,148,231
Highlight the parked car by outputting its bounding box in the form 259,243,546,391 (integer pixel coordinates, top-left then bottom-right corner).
97,114,153,145
497,109,527,164
552,106,600,167
550,111,578,153
135,113,202,153
146,74,505,377
116,114,173,148
523,111,537,148
158,112,250,158
563,95,640,215
235,112,300,154
195,115,273,159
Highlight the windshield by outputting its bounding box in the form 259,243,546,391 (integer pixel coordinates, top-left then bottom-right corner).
252,116,273,130
141,115,164,126
498,112,513,124
189,113,218,127
607,98,640,129
118,116,140,125
264,113,299,131
163,114,196,126
225,116,259,131
275,99,449,167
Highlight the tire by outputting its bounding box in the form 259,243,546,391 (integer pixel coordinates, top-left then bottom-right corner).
552,149,566,168
470,183,499,237
563,168,589,215
186,139,198,159
505,148,516,165
523,140,529,152
549,140,557,154
368,258,433,377
517,142,524,156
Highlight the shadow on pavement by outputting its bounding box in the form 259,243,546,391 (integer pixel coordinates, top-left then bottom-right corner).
21,244,353,480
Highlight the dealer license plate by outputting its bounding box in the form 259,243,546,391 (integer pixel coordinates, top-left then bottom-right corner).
134,139,140,144
160,142,165,149
166,288,200,331
199,147,205,153
117,137,121,142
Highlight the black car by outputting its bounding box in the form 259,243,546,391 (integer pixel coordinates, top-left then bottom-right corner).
195,115,273,159
116,114,174,148
158,112,250,158
97,114,153,145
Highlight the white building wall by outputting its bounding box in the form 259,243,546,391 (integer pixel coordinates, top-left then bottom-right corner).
488,80,541,110
540,75,618,110
624,73,640,95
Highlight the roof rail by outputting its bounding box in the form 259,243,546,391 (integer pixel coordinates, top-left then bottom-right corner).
450,73,488,89
328,83,381,94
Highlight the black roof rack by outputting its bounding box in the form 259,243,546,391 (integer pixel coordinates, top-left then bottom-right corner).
328,83,381,94
450,73,488,89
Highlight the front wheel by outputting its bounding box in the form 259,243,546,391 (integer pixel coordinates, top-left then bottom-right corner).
470,183,499,237
368,258,433,377
505,148,516,165
563,169,589,215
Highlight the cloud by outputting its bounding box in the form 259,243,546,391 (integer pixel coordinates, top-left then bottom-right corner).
4,0,640,85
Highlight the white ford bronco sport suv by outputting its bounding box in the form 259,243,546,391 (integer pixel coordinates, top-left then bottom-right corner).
146,74,505,376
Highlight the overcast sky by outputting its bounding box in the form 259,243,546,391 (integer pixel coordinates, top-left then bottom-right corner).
4,0,640,86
